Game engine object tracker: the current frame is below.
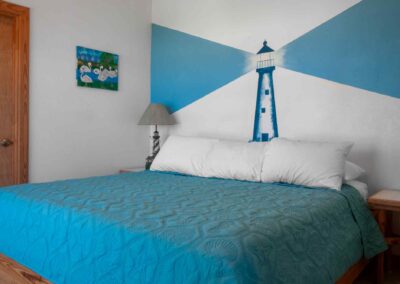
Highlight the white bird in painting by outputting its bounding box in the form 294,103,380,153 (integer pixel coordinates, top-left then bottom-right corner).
80,62,93,83
93,66,101,76
93,66,107,82
93,65,118,82
107,66,118,78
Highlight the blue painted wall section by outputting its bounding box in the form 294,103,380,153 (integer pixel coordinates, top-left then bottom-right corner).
252,41,279,142
279,0,400,99
151,24,254,113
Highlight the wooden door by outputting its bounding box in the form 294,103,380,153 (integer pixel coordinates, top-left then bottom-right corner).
0,1,29,187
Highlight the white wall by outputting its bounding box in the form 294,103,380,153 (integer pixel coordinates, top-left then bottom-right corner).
10,0,152,182
153,0,360,54
152,0,400,194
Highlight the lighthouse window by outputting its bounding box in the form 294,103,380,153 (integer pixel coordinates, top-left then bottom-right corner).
261,108,266,113
265,89,270,95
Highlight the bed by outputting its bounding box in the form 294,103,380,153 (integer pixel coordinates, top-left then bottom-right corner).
0,170,386,284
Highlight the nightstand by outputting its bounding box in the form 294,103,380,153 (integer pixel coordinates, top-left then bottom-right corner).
119,167,146,174
368,190,400,284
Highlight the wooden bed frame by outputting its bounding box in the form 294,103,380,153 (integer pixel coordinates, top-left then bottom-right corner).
336,258,369,284
0,253,372,284
0,253,50,284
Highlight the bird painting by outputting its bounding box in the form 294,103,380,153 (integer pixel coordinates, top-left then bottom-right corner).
76,46,119,91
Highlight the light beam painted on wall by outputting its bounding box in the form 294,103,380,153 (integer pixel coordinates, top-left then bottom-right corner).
151,24,255,113
277,0,400,99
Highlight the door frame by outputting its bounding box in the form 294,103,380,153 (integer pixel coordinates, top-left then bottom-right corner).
0,1,29,184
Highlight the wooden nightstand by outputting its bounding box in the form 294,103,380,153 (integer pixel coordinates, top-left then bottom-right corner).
119,167,146,174
368,190,400,284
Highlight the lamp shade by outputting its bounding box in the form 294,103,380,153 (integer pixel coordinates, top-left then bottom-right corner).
138,103,176,125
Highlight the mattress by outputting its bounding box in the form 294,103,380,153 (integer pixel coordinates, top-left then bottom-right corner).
0,171,386,284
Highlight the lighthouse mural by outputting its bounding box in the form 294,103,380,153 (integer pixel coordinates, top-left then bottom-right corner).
252,41,278,142
151,27,283,140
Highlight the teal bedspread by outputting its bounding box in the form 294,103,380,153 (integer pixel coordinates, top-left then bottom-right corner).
0,171,386,284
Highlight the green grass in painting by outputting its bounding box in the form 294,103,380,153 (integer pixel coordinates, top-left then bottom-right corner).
77,81,118,91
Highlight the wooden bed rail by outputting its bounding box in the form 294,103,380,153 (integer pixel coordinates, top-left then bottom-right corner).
0,253,51,284
336,258,369,284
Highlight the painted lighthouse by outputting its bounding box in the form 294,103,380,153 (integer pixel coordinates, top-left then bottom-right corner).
252,41,279,142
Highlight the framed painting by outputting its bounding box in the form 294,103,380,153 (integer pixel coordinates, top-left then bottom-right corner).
76,46,119,91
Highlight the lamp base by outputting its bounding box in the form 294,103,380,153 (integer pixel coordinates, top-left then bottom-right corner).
145,155,154,170
145,127,161,170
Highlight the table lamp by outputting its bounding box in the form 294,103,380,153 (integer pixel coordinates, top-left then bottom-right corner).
138,103,175,169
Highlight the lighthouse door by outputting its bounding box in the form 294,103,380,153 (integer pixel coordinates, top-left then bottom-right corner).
0,1,29,187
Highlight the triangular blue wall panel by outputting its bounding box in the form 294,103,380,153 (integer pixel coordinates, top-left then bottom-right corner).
151,24,254,112
279,0,400,99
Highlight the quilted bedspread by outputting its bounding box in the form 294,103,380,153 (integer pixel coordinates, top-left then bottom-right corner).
0,171,386,284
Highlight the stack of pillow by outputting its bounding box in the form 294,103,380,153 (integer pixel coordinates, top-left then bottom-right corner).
151,135,366,192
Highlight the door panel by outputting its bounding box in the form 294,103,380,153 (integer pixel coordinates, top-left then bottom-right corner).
0,1,29,187
0,14,15,186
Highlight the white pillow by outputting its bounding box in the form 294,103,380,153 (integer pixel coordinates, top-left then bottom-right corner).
150,135,218,176
202,140,268,182
260,138,353,191
344,161,366,181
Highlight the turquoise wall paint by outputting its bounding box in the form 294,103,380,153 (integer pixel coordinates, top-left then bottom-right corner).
152,0,400,114
279,0,400,99
151,24,254,112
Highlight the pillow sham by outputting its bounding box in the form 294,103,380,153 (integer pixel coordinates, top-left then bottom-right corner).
344,161,366,181
150,135,217,176
260,138,353,191
202,140,268,182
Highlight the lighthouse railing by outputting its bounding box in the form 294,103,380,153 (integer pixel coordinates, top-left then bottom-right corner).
257,58,274,69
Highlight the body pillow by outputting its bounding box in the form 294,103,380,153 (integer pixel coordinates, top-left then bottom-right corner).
261,138,353,191
202,140,268,182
